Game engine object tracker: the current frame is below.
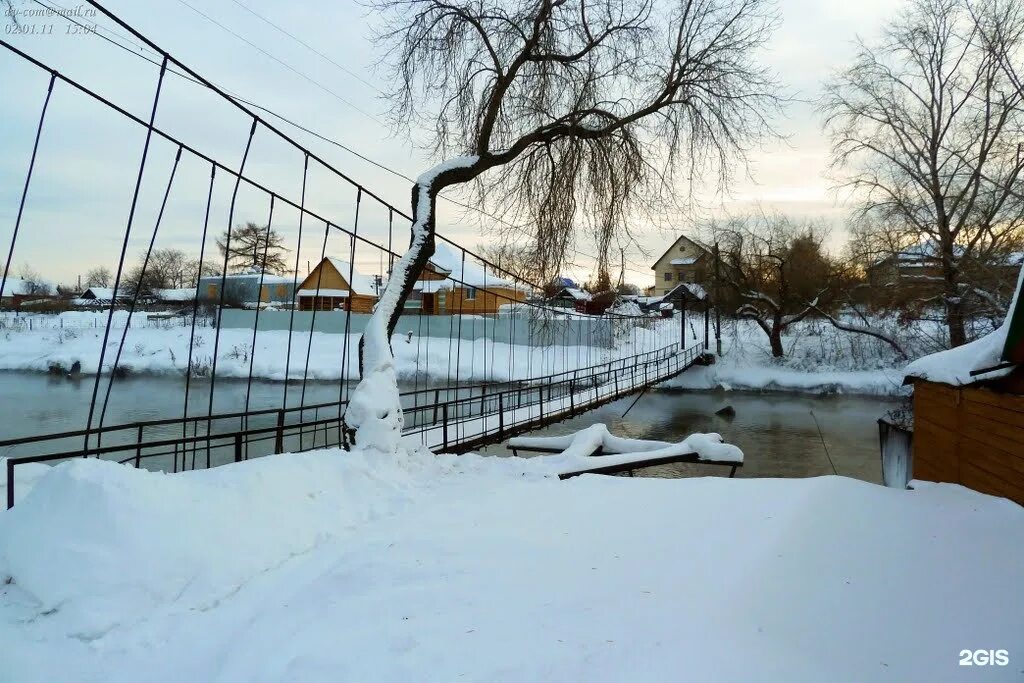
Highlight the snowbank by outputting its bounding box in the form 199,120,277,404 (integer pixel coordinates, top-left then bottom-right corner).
2,450,1022,682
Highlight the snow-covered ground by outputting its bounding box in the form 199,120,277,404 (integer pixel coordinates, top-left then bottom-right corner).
0,309,981,396
662,315,946,396
0,310,680,383
1,449,1021,682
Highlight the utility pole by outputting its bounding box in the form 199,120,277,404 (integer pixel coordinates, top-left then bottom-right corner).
713,241,722,355
618,248,625,290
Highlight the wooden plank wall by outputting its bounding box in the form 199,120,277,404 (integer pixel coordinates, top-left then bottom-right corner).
913,380,1024,504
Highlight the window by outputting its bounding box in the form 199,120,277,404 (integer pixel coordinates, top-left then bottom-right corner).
276,284,287,298
465,287,477,300
663,272,671,282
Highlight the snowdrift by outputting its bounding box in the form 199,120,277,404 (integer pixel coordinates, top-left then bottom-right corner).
1,451,1022,682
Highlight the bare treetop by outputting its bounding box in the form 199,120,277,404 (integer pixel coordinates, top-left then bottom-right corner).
374,0,781,277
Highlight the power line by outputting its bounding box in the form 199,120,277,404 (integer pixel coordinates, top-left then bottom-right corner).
225,0,384,95
173,0,384,125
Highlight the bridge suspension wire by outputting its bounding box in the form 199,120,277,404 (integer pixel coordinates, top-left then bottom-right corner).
32,0,651,280
82,53,170,454
0,1,709,506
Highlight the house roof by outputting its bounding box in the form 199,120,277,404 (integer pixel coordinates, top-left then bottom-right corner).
663,282,708,301
151,288,196,301
424,244,529,291
904,264,1024,386
323,257,376,296
82,287,130,300
556,287,591,301
199,272,294,284
1,277,59,297
651,234,710,270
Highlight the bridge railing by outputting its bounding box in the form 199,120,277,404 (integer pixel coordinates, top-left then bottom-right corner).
4,341,705,507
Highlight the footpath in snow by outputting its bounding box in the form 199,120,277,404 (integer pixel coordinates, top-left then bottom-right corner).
2,448,1022,682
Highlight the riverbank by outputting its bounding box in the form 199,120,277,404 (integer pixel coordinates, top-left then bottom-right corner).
2,448,1021,682
660,315,928,396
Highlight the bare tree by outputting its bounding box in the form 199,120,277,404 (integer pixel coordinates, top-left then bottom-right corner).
347,0,782,451
710,213,834,357
17,265,52,296
216,222,290,275
823,0,1024,348
85,266,113,288
478,242,543,284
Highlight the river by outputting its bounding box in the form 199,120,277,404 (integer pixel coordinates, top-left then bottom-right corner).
0,372,898,484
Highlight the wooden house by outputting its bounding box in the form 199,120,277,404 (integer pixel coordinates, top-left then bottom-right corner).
297,257,378,313
903,266,1024,504
407,245,529,315
408,260,452,315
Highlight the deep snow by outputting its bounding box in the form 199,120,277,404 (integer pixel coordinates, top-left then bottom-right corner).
1,450,1022,682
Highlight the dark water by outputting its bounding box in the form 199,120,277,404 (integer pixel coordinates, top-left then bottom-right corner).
478,390,898,483
0,372,897,484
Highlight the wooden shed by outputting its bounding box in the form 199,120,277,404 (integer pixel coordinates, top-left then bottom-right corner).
297,258,378,313
903,266,1024,504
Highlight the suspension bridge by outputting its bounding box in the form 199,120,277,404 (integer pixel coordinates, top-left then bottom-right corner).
1,1,715,506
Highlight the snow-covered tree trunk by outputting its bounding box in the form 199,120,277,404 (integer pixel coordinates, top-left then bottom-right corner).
345,157,478,454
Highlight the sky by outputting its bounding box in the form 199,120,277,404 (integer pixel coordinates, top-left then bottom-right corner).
0,0,903,290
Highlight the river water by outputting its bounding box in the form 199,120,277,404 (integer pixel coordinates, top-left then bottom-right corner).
0,372,897,484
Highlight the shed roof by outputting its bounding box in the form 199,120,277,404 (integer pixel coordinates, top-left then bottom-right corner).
904,264,1023,386
323,257,376,296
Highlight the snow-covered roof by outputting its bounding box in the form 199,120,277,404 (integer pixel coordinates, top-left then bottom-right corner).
557,287,591,301
151,288,196,301
412,280,451,294
324,258,376,296
424,244,530,291
200,273,294,284
81,287,129,300
664,282,707,301
1,277,58,297
669,257,699,266
904,265,1023,385
297,289,350,298
0,278,32,296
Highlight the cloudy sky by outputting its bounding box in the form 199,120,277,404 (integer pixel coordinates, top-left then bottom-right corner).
0,0,901,290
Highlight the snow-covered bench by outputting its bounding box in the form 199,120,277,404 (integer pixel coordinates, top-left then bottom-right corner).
507,424,744,479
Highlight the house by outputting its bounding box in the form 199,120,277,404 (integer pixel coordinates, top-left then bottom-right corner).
296,257,378,312
407,244,530,315
150,288,196,305
650,234,711,296
198,271,296,308
75,287,131,307
902,265,1024,504
407,259,453,314
547,287,591,311
1,277,58,309
866,241,1023,309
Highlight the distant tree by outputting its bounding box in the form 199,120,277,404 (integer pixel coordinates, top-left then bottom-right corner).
712,212,907,357
478,242,541,285
216,222,289,274
616,282,641,295
710,213,834,357
85,266,113,288
184,258,221,286
585,267,613,294
823,0,1024,347
17,265,52,296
